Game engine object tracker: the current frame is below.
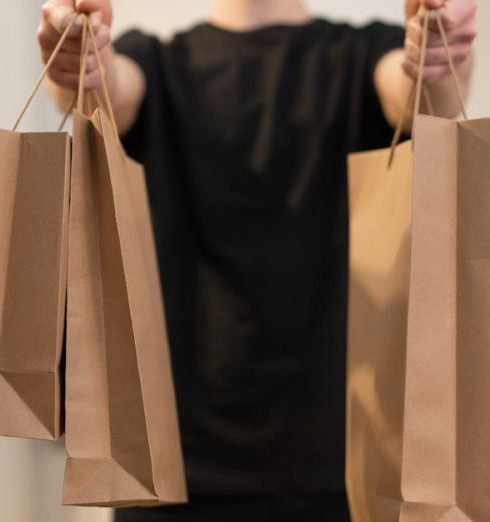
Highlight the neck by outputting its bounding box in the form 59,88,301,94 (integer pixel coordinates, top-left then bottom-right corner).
208,0,312,31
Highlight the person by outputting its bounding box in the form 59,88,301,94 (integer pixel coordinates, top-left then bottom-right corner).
37,0,477,520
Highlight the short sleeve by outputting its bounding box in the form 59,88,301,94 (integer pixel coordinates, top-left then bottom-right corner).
362,22,406,82
350,21,406,152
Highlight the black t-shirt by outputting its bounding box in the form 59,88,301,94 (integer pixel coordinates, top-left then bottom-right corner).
114,18,405,495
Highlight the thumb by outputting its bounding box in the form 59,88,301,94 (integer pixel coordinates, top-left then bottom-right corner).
41,0,77,33
405,0,419,19
405,0,445,19
75,0,112,25
422,0,446,9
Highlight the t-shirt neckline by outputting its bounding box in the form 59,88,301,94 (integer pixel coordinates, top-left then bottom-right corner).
201,17,323,37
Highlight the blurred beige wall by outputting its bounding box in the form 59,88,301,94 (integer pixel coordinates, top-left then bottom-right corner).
110,0,489,116
0,1,488,522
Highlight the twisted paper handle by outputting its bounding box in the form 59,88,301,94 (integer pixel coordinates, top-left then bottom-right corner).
76,14,119,140
388,9,468,168
12,15,79,131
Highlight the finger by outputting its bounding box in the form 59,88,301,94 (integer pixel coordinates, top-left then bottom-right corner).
402,58,452,83
41,0,78,33
76,0,103,10
39,11,83,40
83,68,102,90
76,0,112,25
427,18,477,46
39,11,104,40
89,11,103,32
430,0,477,30
41,49,98,73
39,22,110,54
422,0,446,9
405,41,472,66
37,18,81,52
406,0,428,19
86,23,111,52
406,15,477,46
48,67,101,90
37,12,104,57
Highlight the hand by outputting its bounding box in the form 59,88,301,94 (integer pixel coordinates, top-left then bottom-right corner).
37,0,113,90
403,0,477,82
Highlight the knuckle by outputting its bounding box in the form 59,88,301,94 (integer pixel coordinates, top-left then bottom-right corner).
36,26,44,44
98,29,111,48
36,26,49,45
424,48,438,65
441,12,457,31
452,54,467,65
456,45,471,61
87,55,98,71
467,25,478,41
41,50,51,64
403,59,418,79
407,20,422,40
47,68,60,83
404,39,420,58
426,32,440,46
86,70,101,89
40,2,52,17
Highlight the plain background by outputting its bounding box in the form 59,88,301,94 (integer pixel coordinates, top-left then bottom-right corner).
0,1,488,521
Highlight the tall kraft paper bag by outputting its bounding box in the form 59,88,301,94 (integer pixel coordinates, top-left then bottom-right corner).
346,10,490,522
0,22,75,441
63,20,187,507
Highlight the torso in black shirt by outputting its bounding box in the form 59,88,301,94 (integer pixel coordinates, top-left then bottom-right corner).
114,18,404,495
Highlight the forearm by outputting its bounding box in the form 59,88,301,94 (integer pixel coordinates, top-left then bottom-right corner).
376,48,473,131
105,52,146,135
46,48,145,136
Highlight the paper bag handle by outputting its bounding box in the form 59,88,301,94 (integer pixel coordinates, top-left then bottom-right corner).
76,15,119,140
11,15,79,132
388,8,468,167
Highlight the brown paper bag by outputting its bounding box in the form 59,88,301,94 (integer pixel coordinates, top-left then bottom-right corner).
0,22,74,440
63,20,187,507
347,10,490,521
